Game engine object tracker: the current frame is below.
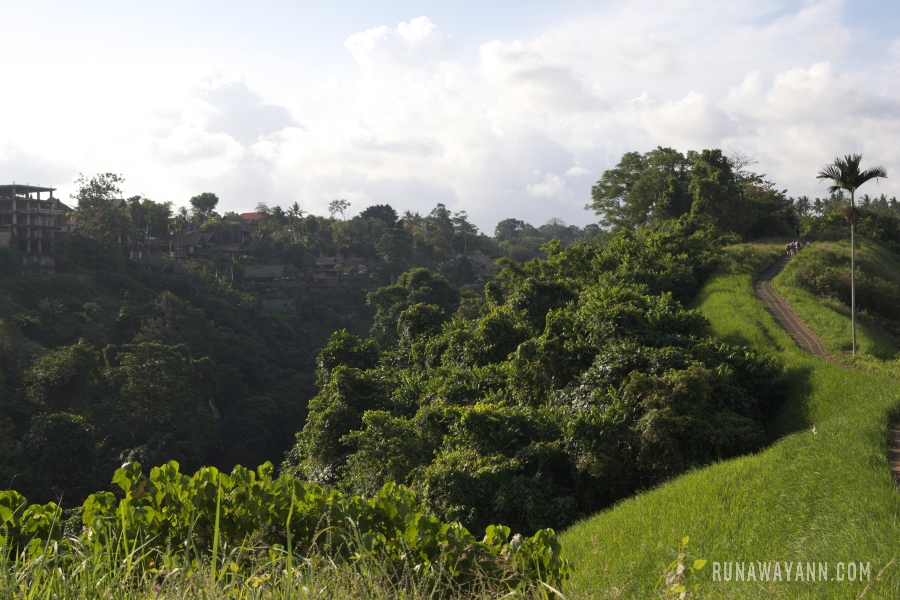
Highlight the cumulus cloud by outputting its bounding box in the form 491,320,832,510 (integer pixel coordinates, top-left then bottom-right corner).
726,63,900,124
527,172,567,199
141,125,244,168
636,91,737,149
199,79,298,146
344,16,454,74
564,166,590,177
4,2,900,228
480,40,609,113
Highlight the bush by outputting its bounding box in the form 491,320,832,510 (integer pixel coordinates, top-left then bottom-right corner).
0,461,573,592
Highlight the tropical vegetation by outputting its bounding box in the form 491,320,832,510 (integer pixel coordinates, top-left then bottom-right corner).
3,147,897,598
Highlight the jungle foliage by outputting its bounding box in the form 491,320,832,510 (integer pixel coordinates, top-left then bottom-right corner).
285,216,787,535
0,252,370,503
0,175,600,508
588,147,796,238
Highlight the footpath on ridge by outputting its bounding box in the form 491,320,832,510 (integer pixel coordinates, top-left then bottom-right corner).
753,256,848,369
753,254,900,483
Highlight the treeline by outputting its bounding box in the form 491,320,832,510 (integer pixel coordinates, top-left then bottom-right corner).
65,173,599,282
790,190,900,250
0,176,596,505
588,147,797,238
1,146,798,522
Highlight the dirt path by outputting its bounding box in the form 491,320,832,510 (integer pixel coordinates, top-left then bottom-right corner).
753,257,848,369
754,256,900,483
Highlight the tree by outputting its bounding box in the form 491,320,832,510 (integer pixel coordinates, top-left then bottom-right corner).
494,219,527,242
817,154,888,355
189,192,219,223
126,196,173,243
71,173,128,245
375,228,413,284
287,202,306,241
23,412,97,502
452,211,479,255
587,147,692,229
329,199,351,221
105,342,218,469
26,339,102,413
793,196,811,218
813,197,824,217
689,149,751,236
359,204,399,228
425,203,454,240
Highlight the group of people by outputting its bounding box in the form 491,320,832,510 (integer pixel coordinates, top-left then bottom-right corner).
786,241,806,257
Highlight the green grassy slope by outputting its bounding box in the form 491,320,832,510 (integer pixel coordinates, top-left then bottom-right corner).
560,243,900,599
774,239,900,370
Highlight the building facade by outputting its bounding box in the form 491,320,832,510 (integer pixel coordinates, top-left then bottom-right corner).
0,184,68,275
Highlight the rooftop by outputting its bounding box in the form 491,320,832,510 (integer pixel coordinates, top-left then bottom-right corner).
0,184,57,197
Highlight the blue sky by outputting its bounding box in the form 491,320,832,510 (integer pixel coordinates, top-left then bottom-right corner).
2,0,899,230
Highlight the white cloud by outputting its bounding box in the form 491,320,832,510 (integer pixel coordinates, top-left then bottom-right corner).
4,2,900,229
527,172,567,199
564,166,590,177
344,17,455,74
199,79,299,146
141,126,244,169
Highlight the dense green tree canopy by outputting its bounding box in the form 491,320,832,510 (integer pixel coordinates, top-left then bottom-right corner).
588,147,796,239
189,192,220,222
588,147,693,229
71,173,128,246
286,217,785,534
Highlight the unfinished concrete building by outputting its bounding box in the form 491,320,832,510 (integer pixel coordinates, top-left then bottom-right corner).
0,184,68,275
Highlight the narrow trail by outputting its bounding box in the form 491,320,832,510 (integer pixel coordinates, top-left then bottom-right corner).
753,255,900,483
753,257,848,369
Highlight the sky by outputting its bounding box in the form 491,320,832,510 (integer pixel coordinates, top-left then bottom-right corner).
1,0,899,231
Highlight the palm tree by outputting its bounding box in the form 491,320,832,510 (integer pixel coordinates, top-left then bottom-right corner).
813,197,824,217
817,154,887,355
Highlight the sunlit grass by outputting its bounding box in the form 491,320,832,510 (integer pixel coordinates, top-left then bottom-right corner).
773,238,900,373
559,243,900,598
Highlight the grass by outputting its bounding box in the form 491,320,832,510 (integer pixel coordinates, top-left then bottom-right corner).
0,523,565,600
7,241,900,599
0,543,542,599
559,242,900,598
773,238,900,373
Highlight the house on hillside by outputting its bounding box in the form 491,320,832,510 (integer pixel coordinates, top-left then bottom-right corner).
468,254,500,275
176,232,218,256
307,257,339,281
0,183,68,275
304,256,373,282
223,214,256,244
59,216,75,236
243,264,297,309
244,264,286,285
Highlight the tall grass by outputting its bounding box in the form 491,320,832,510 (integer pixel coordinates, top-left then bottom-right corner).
0,519,567,599
559,243,900,598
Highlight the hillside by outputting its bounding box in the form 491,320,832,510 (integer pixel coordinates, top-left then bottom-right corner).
559,243,900,598
774,238,900,373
